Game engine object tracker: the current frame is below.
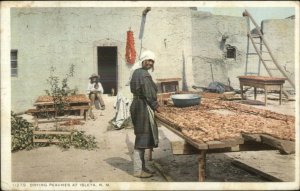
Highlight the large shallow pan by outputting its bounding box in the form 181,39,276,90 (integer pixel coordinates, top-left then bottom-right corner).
171,94,201,107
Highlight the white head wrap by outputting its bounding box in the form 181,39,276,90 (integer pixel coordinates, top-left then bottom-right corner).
126,50,156,85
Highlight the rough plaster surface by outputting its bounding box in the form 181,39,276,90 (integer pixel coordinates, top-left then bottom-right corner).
191,11,248,88
11,7,193,112
261,19,295,90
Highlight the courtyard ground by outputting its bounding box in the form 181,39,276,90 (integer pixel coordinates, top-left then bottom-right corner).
12,93,296,183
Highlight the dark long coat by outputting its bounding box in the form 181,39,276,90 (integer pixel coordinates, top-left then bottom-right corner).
130,68,159,149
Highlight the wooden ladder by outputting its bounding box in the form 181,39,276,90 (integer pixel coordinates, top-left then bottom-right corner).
243,9,295,98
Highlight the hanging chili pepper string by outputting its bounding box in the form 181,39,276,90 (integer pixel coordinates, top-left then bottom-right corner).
125,30,136,64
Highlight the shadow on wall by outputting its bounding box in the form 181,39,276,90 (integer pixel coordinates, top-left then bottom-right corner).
182,51,188,91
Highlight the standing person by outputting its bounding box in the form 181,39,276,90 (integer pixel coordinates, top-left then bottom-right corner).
129,50,161,178
87,73,105,119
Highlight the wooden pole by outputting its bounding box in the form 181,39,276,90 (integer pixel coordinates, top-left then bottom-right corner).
245,16,250,75
198,150,207,182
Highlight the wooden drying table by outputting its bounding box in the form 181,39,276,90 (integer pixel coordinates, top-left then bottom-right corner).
156,116,243,182
27,94,90,120
155,115,295,182
238,76,286,105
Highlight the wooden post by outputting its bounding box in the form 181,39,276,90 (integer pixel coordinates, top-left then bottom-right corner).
264,87,267,106
279,84,282,105
254,87,257,100
240,84,244,100
84,110,87,121
198,150,207,182
80,109,84,116
161,83,165,93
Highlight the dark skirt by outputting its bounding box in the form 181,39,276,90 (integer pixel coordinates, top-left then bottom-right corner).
130,98,157,149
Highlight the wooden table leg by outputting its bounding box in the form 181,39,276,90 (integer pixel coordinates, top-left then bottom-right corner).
264,88,267,106
80,109,84,116
240,84,244,100
161,83,165,93
279,85,282,105
199,150,207,182
254,87,257,100
84,110,87,121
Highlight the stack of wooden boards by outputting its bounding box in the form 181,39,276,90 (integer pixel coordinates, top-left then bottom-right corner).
27,94,90,120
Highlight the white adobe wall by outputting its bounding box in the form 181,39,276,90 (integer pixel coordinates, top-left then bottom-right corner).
11,7,193,112
191,11,248,89
261,19,295,90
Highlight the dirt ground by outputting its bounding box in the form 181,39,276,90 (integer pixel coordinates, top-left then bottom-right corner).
12,93,296,182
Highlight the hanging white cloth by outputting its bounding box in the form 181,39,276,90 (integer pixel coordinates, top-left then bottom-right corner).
112,92,132,129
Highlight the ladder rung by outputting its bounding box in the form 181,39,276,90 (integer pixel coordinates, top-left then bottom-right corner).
249,34,261,37
251,35,261,38
247,53,258,55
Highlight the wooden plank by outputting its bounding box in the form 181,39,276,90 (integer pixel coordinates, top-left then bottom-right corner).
152,161,173,182
242,133,261,142
33,138,60,143
198,150,207,182
222,137,244,146
206,141,226,149
34,101,54,106
230,145,240,152
33,131,72,135
206,142,275,153
171,141,199,155
37,118,85,124
156,118,208,150
206,136,244,150
29,105,90,112
232,160,282,182
260,134,295,154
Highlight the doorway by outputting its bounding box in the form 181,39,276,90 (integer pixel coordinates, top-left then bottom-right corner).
97,46,118,95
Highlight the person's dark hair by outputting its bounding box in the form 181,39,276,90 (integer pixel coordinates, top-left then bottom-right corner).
90,77,98,83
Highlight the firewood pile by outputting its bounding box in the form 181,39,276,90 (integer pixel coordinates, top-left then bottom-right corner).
36,94,90,103
156,98,295,144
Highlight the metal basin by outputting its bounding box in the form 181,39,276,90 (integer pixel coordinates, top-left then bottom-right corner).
171,94,201,107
